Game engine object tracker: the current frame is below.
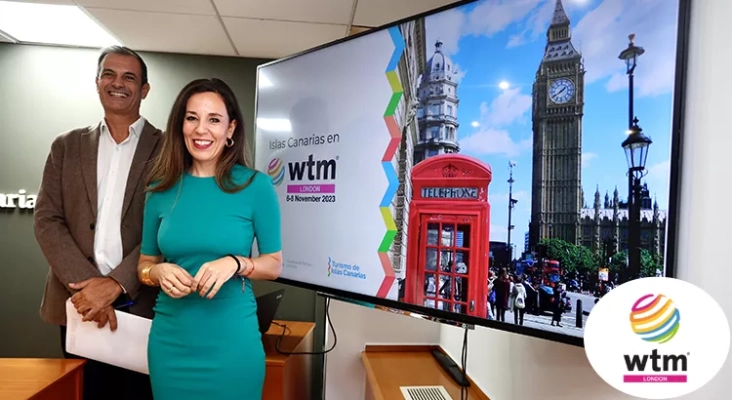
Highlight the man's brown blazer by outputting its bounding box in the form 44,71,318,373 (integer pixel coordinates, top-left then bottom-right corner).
35,120,162,326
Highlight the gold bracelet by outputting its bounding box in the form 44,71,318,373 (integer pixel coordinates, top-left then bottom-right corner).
140,264,157,286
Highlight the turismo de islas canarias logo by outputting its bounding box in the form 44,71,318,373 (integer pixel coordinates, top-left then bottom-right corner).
267,158,285,186
584,277,730,400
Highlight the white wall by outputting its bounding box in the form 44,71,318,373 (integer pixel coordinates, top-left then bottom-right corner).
324,300,441,400
325,1,732,399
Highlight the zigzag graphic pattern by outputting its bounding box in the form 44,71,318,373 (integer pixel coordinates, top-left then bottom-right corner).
376,26,405,298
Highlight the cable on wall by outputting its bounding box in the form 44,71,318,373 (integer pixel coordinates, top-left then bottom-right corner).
271,296,337,356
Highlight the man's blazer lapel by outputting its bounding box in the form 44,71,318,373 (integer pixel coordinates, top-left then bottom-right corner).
80,123,101,218
121,121,161,218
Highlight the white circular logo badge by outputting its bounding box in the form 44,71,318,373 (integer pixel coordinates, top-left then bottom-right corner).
584,277,730,399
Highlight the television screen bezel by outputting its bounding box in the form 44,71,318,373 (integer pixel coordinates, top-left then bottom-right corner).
253,0,692,348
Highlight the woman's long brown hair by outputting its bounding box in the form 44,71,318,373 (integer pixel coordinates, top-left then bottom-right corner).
146,78,256,193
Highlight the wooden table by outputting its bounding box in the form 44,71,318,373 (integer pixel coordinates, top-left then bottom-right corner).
0,358,85,400
262,320,315,400
361,345,489,400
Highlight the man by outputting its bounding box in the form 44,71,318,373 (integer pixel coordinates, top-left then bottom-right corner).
34,46,161,400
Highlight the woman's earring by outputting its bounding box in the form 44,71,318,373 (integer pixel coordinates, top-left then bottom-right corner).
225,137,234,147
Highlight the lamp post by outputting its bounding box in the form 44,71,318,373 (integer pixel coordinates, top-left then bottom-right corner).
619,34,645,129
621,120,652,282
507,161,517,261
618,33,648,284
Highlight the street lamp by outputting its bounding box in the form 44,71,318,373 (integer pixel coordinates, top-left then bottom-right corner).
507,161,517,261
622,119,652,282
618,33,647,284
618,33,645,129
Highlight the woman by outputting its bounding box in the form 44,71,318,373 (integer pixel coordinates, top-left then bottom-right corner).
512,275,527,326
493,268,511,322
136,78,282,399
551,284,564,327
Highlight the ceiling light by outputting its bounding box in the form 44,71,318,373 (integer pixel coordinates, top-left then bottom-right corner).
0,1,119,48
257,118,291,132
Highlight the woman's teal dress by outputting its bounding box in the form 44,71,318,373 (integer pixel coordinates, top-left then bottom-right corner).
140,165,281,400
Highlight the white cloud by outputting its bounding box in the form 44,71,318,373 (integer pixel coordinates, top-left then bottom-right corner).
506,0,557,48
460,129,532,157
572,0,679,97
464,0,545,38
582,152,598,167
425,8,465,57
480,87,532,126
459,86,533,157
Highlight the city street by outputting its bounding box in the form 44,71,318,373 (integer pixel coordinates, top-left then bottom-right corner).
502,308,586,337
567,291,597,315
497,292,598,338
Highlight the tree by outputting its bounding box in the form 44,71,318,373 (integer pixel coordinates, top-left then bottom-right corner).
537,238,597,276
608,249,663,278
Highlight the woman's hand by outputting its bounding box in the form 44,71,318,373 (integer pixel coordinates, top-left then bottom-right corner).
153,263,195,299
193,257,238,299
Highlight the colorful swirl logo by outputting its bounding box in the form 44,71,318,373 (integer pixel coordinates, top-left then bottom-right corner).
327,257,332,277
630,294,681,344
267,158,285,186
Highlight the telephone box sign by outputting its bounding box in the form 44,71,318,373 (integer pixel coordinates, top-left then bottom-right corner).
421,187,479,199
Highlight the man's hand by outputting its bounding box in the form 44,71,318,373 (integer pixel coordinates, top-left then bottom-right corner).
69,277,123,322
91,306,119,331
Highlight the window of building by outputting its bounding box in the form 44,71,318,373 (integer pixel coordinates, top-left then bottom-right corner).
427,149,439,157
447,105,453,116
430,126,440,139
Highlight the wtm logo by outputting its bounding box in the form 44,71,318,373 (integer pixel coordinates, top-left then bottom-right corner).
267,158,286,186
623,294,687,383
327,257,366,280
267,154,338,196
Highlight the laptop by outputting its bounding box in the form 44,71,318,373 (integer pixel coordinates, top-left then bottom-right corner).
255,289,285,333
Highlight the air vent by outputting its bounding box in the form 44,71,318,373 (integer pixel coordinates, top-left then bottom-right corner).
400,385,453,400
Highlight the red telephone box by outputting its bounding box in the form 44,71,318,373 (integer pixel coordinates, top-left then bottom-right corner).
404,154,492,318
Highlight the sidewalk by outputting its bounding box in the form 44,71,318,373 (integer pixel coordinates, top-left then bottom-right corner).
501,309,586,337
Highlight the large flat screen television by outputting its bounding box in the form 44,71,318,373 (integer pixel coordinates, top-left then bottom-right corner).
253,0,691,346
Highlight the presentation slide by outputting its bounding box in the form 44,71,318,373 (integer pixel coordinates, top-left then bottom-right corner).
254,28,402,300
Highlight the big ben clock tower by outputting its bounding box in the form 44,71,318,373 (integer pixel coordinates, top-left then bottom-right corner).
529,0,585,249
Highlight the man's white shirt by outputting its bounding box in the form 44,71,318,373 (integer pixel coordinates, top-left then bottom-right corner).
94,117,145,277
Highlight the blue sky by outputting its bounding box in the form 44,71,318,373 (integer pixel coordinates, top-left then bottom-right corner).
422,0,680,255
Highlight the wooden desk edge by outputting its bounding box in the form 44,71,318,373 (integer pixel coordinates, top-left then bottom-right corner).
361,345,490,400
33,359,86,400
360,352,387,400
0,358,86,400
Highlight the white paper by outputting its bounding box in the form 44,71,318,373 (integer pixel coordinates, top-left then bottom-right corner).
65,299,151,375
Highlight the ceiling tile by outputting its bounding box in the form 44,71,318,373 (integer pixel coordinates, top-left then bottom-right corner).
214,0,354,25
86,8,235,56
7,0,76,4
77,0,215,15
353,0,461,27
349,26,371,36
224,17,346,59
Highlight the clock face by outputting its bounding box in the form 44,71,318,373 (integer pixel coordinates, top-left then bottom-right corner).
549,78,575,104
